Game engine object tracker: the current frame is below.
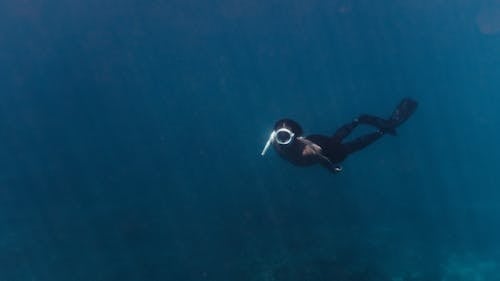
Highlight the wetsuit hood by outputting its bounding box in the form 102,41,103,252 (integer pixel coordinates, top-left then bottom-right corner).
273,119,303,136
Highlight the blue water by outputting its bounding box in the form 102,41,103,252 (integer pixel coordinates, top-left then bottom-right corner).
0,0,499,280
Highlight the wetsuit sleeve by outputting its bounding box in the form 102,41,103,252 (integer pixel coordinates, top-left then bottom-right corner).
317,153,343,173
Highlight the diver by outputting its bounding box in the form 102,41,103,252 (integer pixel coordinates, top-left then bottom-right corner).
261,98,418,173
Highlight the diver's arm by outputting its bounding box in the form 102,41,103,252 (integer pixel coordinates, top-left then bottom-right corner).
318,154,343,173
298,137,322,156
298,137,342,173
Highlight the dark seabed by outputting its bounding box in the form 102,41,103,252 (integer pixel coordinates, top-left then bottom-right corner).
0,0,499,280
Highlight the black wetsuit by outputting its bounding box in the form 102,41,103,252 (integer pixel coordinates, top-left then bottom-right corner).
274,117,384,172
309,118,384,163
273,98,418,173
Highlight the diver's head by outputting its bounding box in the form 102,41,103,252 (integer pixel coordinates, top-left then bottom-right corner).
273,118,302,145
261,119,303,156
273,119,303,137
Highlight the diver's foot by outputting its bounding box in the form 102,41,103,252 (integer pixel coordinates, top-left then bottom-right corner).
378,127,397,136
358,115,397,136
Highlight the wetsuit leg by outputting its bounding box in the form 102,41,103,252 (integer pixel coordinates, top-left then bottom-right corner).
357,114,396,135
343,131,383,154
357,98,418,135
331,120,359,142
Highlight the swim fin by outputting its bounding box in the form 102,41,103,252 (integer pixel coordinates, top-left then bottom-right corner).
357,98,417,136
388,97,418,128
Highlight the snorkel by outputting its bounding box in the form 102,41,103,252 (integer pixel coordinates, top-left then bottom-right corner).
261,128,295,156
261,131,276,156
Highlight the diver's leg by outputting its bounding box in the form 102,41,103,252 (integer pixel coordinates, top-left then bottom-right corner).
357,98,418,135
357,114,396,135
331,120,359,142
343,131,384,154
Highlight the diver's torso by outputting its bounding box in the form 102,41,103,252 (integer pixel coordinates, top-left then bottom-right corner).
274,142,317,166
319,140,348,163
274,137,348,166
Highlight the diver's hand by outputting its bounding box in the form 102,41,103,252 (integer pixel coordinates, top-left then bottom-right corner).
302,143,323,156
297,137,323,156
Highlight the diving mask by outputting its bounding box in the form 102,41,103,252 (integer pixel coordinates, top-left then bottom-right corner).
261,127,295,156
